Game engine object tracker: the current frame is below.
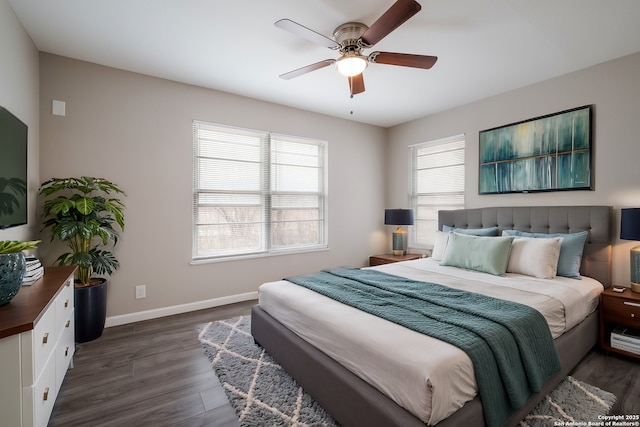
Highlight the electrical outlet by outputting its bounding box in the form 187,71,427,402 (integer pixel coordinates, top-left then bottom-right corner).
135,285,146,299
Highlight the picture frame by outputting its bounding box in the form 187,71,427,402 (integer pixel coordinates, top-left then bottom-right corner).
479,105,593,194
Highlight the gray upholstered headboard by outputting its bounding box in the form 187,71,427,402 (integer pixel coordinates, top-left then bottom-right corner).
438,206,613,287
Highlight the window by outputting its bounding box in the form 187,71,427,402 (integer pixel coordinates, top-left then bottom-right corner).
193,121,328,261
409,134,465,248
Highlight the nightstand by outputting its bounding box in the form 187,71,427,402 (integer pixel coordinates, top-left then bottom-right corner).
369,254,422,266
599,287,640,360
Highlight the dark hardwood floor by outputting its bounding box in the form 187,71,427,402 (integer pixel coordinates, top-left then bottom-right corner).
50,301,640,426
49,300,255,427
571,350,640,416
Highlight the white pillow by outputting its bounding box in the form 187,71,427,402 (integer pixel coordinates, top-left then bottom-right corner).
432,231,450,261
507,236,563,279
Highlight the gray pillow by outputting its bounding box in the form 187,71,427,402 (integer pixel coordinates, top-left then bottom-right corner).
442,225,499,236
502,230,588,279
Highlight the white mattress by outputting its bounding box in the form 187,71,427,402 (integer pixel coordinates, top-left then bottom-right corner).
258,258,604,425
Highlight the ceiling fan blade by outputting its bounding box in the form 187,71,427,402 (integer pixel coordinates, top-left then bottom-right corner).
360,0,421,47
275,19,340,49
348,73,365,96
370,52,438,69
279,59,335,80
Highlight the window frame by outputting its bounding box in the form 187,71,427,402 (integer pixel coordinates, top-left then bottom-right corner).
192,121,328,262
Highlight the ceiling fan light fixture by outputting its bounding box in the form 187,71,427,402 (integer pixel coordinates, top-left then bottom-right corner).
336,53,368,77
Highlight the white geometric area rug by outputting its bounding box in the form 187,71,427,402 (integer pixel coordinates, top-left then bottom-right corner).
197,316,616,427
519,375,616,427
197,316,337,426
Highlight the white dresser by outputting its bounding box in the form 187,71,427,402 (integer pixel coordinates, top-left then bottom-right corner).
0,266,76,427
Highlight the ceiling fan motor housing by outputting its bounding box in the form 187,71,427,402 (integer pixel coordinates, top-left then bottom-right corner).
333,22,369,51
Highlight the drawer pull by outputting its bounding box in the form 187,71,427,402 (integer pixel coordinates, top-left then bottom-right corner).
66,320,71,328
624,301,640,308
65,346,69,357
65,299,69,308
42,332,49,344
43,387,49,401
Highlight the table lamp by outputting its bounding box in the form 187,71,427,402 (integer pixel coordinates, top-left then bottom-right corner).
384,209,414,256
620,208,640,293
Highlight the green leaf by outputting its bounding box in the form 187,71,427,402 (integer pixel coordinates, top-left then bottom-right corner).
43,197,74,217
55,220,82,240
91,249,119,276
0,240,41,254
65,252,93,268
75,197,95,215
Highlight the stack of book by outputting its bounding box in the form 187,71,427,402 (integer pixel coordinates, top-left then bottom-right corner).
23,256,44,285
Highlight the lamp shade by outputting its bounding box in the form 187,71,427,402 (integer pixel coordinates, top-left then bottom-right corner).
384,209,414,226
620,208,640,240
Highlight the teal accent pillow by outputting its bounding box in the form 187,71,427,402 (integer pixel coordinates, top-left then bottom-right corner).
501,230,589,279
440,233,515,276
441,225,499,236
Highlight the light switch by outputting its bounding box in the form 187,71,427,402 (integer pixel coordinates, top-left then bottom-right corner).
52,100,66,116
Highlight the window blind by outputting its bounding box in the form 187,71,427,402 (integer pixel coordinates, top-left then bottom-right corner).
193,121,327,260
409,134,465,248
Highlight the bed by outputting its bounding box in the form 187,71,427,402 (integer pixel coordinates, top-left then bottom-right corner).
251,206,612,427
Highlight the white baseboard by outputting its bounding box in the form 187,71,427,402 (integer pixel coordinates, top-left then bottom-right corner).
104,291,258,327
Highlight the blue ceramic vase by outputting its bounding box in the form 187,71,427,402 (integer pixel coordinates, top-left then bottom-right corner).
0,253,26,305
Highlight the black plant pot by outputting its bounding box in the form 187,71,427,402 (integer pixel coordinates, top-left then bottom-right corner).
74,278,108,343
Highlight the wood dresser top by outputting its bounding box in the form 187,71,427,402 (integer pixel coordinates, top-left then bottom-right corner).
0,266,76,339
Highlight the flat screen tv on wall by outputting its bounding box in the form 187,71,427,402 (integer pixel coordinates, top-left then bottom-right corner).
0,106,28,229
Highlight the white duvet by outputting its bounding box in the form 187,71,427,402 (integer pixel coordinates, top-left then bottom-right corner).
257,258,604,425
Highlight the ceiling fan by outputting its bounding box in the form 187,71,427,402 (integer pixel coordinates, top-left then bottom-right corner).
275,0,438,97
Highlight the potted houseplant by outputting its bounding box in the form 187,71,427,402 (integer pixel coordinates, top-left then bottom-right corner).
40,177,126,342
0,240,40,305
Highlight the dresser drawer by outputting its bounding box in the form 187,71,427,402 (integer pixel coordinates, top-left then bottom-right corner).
22,353,56,427
55,278,74,336
602,296,640,328
369,254,422,266
21,302,56,385
55,313,75,394
370,257,394,266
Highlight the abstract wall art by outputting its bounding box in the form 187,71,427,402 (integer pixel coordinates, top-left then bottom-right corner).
479,105,593,194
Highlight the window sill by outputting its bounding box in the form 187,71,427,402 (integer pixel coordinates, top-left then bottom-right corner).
190,246,329,265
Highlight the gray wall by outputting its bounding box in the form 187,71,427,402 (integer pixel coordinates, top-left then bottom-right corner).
38,53,388,323
0,0,40,243
387,51,640,285
5,0,640,322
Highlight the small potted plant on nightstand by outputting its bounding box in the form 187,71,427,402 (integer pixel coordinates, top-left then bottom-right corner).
0,240,40,305
40,177,126,342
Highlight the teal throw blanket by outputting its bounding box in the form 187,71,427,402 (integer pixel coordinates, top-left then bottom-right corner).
285,268,561,427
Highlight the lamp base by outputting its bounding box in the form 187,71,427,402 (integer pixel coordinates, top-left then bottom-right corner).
631,246,640,293
392,227,408,256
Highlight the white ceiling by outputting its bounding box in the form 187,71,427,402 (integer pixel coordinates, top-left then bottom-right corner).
9,0,640,128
